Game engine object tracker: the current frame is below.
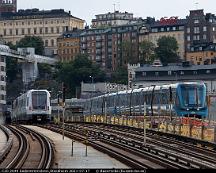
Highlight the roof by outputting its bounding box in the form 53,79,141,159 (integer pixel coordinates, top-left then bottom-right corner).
135,64,216,72
150,19,187,27
0,8,84,21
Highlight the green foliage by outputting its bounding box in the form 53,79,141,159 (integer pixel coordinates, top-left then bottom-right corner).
111,66,128,85
38,63,53,79
16,36,44,55
56,54,106,97
121,41,138,66
6,42,17,50
139,40,156,64
155,36,180,64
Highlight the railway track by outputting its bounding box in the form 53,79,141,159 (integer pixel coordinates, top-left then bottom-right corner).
41,122,216,169
0,125,54,169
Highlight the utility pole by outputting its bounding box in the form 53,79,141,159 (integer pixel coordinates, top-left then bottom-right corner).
62,82,66,140
143,102,146,146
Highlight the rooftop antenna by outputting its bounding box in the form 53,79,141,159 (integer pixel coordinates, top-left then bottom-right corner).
113,3,116,12
117,1,120,11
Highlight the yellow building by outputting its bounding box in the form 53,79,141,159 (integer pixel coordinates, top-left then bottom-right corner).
57,29,82,62
186,48,216,65
0,8,84,56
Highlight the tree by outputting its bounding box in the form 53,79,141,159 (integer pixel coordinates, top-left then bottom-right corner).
56,54,106,97
16,36,44,55
155,36,180,64
111,66,128,85
38,63,53,79
121,41,138,66
139,40,156,64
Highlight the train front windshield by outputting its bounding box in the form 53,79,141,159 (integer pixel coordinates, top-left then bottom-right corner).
180,85,205,108
32,91,47,110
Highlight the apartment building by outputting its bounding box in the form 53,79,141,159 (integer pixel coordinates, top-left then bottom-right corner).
185,9,216,52
57,28,83,62
0,0,17,13
139,17,187,60
91,11,141,28
0,8,84,56
186,43,216,65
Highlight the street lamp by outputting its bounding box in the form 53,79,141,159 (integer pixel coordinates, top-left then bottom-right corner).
89,76,95,98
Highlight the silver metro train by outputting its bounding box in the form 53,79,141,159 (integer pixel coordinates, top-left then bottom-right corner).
84,82,207,119
12,89,52,123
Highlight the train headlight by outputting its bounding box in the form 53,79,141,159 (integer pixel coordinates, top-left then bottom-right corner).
197,108,200,111
187,108,189,111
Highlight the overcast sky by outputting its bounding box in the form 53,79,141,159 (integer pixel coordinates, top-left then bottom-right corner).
18,0,215,25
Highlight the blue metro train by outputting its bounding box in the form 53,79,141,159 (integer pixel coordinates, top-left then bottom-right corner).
83,82,208,119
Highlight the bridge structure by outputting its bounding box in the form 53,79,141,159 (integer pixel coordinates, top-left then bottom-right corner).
0,44,58,84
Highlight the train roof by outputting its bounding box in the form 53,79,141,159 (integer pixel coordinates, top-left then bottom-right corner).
90,82,206,99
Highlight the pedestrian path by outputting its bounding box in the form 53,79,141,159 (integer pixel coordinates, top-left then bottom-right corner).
25,125,129,169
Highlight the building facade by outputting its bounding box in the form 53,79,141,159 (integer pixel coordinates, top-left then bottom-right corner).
0,0,17,13
139,17,186,60
186,43,216,65
185,9,216,52
57,28,82,62
0,55,6,117
91,11,140,28
79,23,142,72
0,8,84,56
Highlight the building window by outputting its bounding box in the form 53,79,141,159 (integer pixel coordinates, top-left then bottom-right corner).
56,27,59,33
51,27,54,33
51,39,54,47
9,29,12,35
187,35,190,41
193,35,200,40
34,28,37,34
1,57,5,62
22,29,25,35
40,28,43,34
194,19,199,24
45,40,48,47
3,29,6,36
203,26,207,32
151,28,158,32
28,28,31,34
1,95,5,101
1,85,5,91
1,66,5,72
142,72,146,76
194,27,200,34
187,27,190,33
1,76,5,81
16,29,19,35
203,34,207,40
45,27,48,34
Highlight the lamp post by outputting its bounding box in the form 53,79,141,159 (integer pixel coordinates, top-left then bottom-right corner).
89,76,95,98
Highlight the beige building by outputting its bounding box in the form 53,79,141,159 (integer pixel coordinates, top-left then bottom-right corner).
139,18,187,60
0,8,84,56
